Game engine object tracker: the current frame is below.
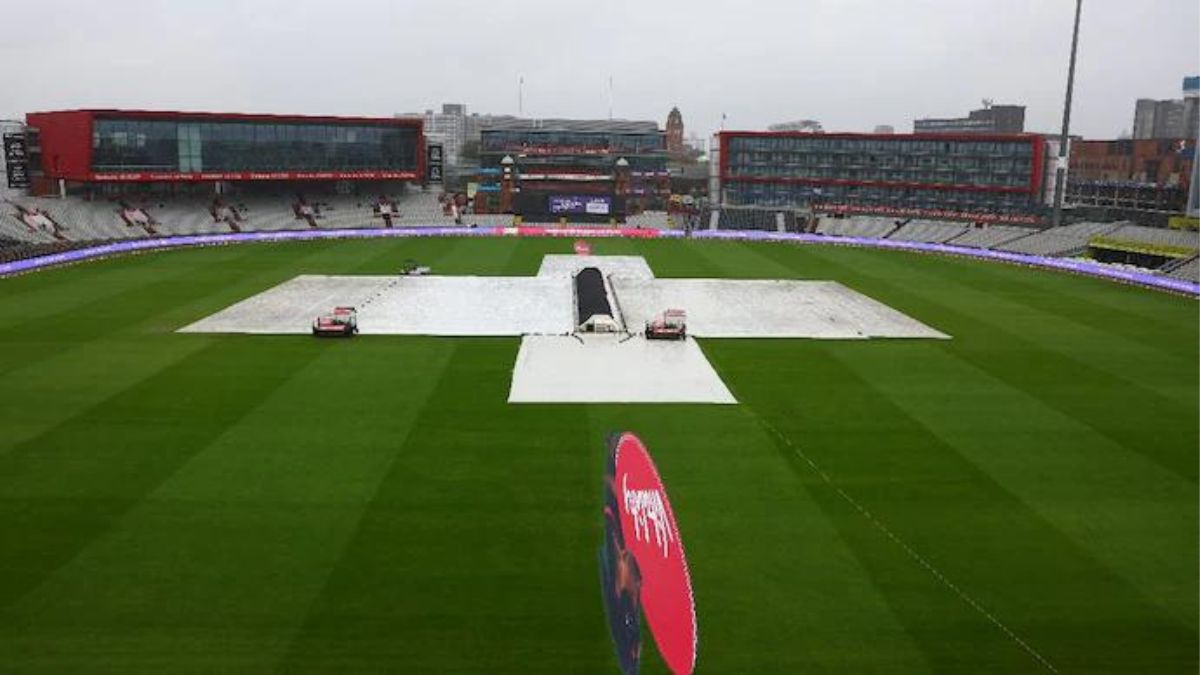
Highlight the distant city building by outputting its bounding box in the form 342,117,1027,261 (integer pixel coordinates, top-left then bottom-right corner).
767,120,822,133
666,107,684,157
396,104,527,183
1070,138,1195,187
1133,99,1191,139
1067,138,1196,219
873,125,895,135
1133,77,1200,140
1132,99,1157,138
1186,76,1200,98
914,103,1025,134
398,103,471,170
1188,74,1200,215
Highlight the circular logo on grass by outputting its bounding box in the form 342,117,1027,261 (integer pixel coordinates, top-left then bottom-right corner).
600,431,697,674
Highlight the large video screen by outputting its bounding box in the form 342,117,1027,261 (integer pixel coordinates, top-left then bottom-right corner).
549,195,612,215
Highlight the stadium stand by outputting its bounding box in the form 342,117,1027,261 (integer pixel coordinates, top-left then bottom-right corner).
886,220,970,243
392,192,454,226
1102,223,1200,251
305,197,380,230
3,202,62,243
223,198,276,232
157,198,235,234
465,213,516,228
815,216,899,239
1160,254,1200,282
995,221,1124,257
626,211,671,230
715,208,783,232
6,198,93,241
0,189,475,246
4,189,1195,289
945,225,1038,249
63,199,147,240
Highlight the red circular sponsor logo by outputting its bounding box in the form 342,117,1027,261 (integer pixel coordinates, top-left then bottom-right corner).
613,432,697,674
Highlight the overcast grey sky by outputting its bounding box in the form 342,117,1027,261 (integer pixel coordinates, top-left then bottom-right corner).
1,0,1196,139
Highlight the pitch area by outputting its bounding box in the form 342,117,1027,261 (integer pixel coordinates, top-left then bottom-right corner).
0,236,1195,673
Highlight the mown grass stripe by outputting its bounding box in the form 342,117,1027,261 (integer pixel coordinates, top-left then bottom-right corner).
0,338,324,613
889,248,1198,360
829,341,1197,630
277,339,606,672
752,243,1199,482
0,337,458,673
705,339,1196,673
761,415,1060,674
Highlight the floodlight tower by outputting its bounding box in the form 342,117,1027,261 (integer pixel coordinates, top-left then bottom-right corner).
1189,128,1200,217
1051,0,1083,229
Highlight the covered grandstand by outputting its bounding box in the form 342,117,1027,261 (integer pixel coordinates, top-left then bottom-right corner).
1,110,526,243
0,189,508,245
26,109,424,189
715,130,1047,224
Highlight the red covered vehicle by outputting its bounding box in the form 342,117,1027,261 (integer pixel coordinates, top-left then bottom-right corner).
312,307,358,337
645,309,687,340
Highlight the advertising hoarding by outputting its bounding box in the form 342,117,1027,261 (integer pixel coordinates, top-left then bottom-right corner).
549,195,612,215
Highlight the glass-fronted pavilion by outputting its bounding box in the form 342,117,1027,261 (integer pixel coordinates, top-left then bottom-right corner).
25,110,423,185
717,131,1046,222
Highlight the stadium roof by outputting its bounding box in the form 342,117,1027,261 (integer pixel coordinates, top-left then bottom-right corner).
26,109,415,126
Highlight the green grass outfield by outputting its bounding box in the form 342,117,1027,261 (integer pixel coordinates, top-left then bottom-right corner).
0,236,1195,674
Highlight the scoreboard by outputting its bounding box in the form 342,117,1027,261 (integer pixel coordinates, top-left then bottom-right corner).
514,189,626,222
3,133,30,189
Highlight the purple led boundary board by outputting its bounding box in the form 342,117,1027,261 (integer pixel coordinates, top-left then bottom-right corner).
2,227,1196,297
